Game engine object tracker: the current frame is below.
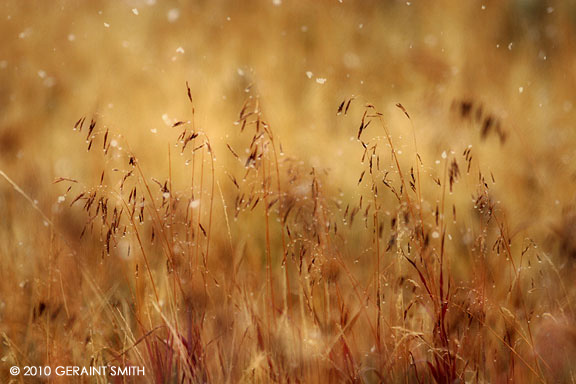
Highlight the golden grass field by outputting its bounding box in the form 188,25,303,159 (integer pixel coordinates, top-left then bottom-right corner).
1,0,576,383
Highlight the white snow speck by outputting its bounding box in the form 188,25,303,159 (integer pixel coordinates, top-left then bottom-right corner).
518,86,524,94
38,70,46,79
104,22,110,28
441,150,447,159
508,42,513,50
162,113,178,126
316,78,327,84
237,68,245,76
432,231,440,239
538,50,547,60
272,0,282,6
68,34,76,42
132,8,139,15
305,71,313,79
18,29,31,39
167,8,180,23
150,128,157,134
176,46,185,53
57,196,66,204
547,7,554,14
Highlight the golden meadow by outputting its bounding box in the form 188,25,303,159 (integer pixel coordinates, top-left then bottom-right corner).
1,1,575,383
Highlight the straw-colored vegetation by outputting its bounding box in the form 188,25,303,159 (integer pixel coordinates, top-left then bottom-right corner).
1,1,575,383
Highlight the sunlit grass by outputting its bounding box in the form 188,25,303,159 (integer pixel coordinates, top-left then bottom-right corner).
1,1,575,383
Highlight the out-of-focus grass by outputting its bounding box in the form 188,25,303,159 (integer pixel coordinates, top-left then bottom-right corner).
1,1,576,383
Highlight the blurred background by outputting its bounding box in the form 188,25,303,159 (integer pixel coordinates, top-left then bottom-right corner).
1,0,576,228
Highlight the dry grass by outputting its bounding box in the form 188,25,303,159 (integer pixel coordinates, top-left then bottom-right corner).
1,1,576,383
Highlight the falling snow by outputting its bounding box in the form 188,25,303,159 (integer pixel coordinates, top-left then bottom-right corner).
167,8,180,23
